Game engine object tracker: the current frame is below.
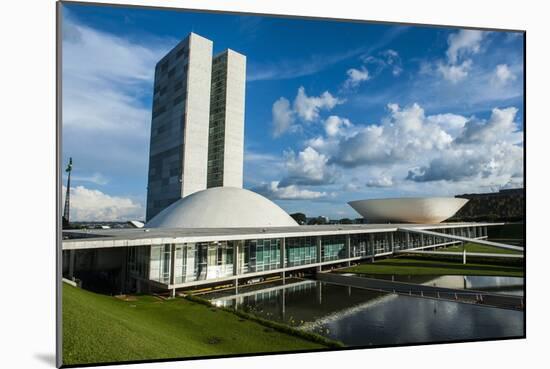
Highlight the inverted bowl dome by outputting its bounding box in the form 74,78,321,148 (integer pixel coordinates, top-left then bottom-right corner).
348,197,468,224
147,187,298,228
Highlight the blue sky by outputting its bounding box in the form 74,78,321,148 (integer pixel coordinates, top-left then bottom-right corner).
61,3,524,221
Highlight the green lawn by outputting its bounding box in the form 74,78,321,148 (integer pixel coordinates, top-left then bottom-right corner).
63,284,325,366
440,242,522,254
340,257,524,277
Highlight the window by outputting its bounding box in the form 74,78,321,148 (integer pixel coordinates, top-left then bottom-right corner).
176,47,188,59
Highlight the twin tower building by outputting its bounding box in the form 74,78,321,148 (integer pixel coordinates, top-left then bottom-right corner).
146,33,246,221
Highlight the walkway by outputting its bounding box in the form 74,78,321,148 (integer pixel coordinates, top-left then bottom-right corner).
399,227,524,252
316,272,524,311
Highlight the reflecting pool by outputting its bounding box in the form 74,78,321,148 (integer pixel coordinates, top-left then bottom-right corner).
210,279,524,346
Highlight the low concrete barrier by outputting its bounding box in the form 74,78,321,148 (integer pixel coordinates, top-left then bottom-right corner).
62,278,78,287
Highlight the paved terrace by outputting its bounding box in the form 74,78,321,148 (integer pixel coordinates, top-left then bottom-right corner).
62,222,500,250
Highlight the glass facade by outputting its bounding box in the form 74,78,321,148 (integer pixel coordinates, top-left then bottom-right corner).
286,237,317,267
127,246,149,280
207,52,228,188
321,235,346,262
350,233,369,257
137,226,486,287
242,239,281,273
146,39,191,220
195,242,235,281
372,233,391,254
149,244,171,284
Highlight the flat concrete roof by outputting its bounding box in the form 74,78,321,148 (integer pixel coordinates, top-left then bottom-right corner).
62,222,500,250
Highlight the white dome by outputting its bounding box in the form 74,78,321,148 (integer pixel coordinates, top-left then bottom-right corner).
147,187,298,228
348,197,468,224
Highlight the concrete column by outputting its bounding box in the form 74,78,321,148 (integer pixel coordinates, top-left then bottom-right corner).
280,238,286,283
406,232,411,249
170,244,176,298
280,238,286,269
316,236,322,272
345,234,351,266
233,241,240,293
233,241,239,276
463,247,467,265
420,234,424,247
121,247,129,294
389,232,394,254
369,234,375,261
281,286,286,319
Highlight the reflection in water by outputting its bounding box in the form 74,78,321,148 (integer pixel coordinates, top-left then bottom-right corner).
211,280,524,346
358,274,524,296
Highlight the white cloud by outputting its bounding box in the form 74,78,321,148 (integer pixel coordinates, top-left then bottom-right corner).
248,27,408,82
426,113,468,138
243,149,286,188
492,64,517,85
446,29,486,64
428,30,488,83
68,172,109,186
437,59,472,83
63,185,144,221
342,179,363,192
458,107,522,144
406,142,523,184
61,13,175,198
293,86,343,122
362,49,403,78
62,14,171,132
324,115,352,137
271,97,295,137
271,87,343,137
343,66,370,89
334,103,453,167
281,147,338,186
381,49,403,76
408,107,523,184
248,47,365,82
289,102,524,193
253,181,328,200
366,175,394,188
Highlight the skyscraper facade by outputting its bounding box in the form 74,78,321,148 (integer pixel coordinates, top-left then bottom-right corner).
146,33,246,221
207,50,246,188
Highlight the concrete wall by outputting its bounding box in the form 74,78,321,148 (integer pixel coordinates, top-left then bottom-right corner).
222,50,246,188
181,33,213,197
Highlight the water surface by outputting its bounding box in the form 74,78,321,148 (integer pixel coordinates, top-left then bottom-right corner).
210,280,524,346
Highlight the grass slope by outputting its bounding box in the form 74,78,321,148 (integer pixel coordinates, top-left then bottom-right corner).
63,284,324,366
340,257,524,277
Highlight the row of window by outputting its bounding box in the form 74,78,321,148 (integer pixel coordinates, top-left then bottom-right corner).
139,227,488,284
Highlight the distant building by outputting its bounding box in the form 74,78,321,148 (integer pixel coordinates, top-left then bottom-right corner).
146,33,246,221
453,188,525,221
